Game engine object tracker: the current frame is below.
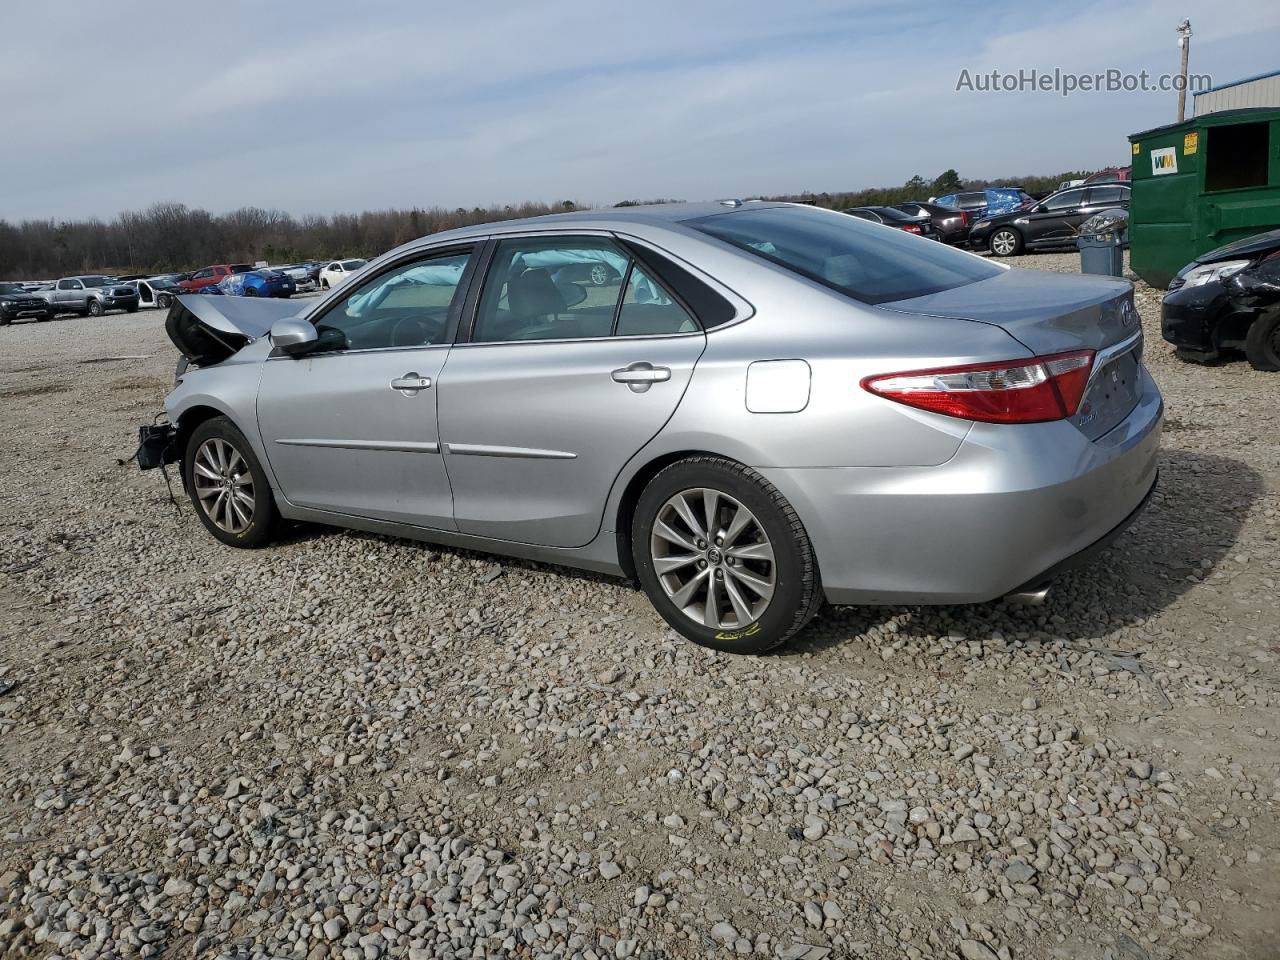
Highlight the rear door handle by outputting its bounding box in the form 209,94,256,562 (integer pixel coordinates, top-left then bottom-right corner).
611,362,671,392
390,372,432,394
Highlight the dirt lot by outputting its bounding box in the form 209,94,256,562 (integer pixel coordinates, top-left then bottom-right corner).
1,253,1277,960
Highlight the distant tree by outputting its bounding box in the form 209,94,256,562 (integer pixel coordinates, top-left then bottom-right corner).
903,174,928,194
932,169,963,193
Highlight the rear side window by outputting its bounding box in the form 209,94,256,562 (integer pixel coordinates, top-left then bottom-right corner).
686,206,1001,305
473,237,704,343
1087,185,1127,205
619,239,736,329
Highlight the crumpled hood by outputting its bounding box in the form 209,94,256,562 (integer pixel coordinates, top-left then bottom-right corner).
1192,227,1280,266
177,293,304,338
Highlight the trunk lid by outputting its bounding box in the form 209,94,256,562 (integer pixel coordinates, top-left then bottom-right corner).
883,268,1144,441
166,294,303,366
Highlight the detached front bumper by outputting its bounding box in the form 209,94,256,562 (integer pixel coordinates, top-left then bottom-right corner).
758,368,1164,605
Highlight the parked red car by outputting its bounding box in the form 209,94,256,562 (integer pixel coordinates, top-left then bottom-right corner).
1084,167,1131,184
178,264,253,292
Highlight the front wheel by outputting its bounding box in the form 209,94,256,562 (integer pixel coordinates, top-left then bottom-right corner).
183,417,279,548
320,279,330,290
1244,311,1280,372
989,228,1023,257
87,299,104,317
631,457,822,654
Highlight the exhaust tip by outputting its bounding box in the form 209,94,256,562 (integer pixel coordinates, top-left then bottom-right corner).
1004,585,1052,606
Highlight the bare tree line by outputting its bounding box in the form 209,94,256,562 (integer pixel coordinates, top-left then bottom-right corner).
0,200,580,280
0,168,1101,280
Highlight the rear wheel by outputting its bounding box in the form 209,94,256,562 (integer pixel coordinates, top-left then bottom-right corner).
631,456,822,654
183,417,279,548
87,299,104,317
321,278,330,290
989,228,1023,257
1244,310,1280,371
243,287,258,297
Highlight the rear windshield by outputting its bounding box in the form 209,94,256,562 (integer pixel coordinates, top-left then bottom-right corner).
686,206,1001,304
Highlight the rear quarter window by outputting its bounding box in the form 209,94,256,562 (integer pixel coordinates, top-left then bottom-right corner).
686,206,1001,305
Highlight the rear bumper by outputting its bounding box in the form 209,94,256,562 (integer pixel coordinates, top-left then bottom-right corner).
758,368,1163,605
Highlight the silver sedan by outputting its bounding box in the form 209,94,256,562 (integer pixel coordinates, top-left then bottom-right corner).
145,201,1162,654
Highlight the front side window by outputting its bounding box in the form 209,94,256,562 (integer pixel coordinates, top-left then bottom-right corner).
312,250,472,352
1043,189,1085,211
687,206,1001,305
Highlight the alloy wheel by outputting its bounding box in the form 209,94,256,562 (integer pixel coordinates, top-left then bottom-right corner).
590,264,609,285
649,487,776,630
991,230,1017,256
192,437,255,534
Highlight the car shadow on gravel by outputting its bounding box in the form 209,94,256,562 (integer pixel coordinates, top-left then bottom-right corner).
785,449,1264,655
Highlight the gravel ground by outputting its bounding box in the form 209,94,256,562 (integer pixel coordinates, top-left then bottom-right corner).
0,253,1277,960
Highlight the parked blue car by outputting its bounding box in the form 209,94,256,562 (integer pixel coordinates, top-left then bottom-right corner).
201,270,296,298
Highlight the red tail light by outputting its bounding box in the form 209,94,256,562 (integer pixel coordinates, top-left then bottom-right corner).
861,350,1095,424
901,224,922,234
959,211,970,226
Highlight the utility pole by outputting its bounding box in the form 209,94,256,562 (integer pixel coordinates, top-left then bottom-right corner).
1176,19,1192,122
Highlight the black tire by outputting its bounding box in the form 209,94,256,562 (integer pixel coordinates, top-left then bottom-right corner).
38,312,54,322
988,227,1023,257
631,456,822,654
87,299,104,317
126,305,139,313
243,287,258,297
183,416,279,548
1243,310,1280,372
0,315,9,327
321,279,330,290
157,293,172,310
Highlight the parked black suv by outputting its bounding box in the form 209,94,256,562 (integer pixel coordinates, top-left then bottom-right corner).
0,282,55,325
969,183,1130,256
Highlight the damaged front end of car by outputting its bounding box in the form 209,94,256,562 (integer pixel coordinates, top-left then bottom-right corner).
132,295,303,471
1162,231,1280,370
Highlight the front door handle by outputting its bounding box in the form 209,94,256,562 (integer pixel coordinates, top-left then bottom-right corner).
390,372,432,394
611,362,671,393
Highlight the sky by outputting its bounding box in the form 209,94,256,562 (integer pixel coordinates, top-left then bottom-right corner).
2,0,1278,221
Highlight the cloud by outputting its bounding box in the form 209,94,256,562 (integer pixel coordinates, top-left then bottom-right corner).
2,0,1277,220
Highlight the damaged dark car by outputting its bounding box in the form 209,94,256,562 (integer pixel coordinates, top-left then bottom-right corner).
1162,228,1280,370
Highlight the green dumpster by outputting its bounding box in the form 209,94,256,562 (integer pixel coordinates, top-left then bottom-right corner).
1128,107,1280,288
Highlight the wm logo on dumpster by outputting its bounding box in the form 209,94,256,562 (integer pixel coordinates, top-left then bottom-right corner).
1151,147,1178,176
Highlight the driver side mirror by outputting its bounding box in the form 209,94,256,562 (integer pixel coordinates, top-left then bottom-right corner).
270,319,317,356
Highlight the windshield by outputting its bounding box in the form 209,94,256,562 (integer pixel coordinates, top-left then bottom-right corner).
81,276,113,287
686,206,1001,304
341,259,367,270
0,283,23,294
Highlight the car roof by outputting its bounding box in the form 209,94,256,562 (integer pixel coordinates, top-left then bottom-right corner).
414,201,795,246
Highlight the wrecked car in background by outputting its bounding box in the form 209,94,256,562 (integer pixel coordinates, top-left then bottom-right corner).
1162,227,1280,370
